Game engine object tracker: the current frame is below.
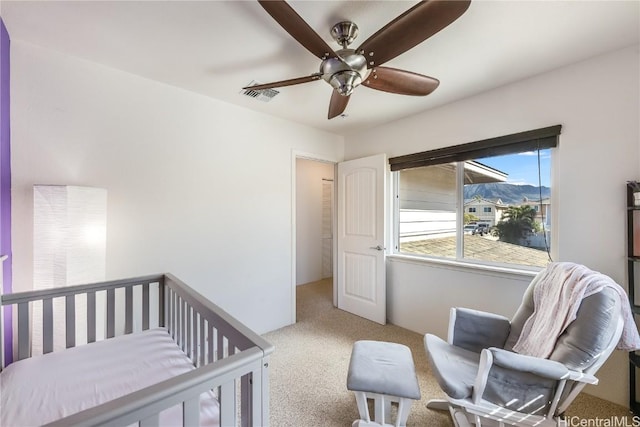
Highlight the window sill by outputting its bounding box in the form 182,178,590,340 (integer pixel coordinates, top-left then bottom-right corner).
386,253,541,280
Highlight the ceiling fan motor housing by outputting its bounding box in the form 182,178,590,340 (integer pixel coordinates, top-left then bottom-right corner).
320,49,370,96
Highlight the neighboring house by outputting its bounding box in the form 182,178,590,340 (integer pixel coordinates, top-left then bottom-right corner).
399,161,506,241
463,197,505,227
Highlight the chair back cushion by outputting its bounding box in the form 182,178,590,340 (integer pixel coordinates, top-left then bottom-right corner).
504,280,620,371
503,281,535,351
548,287,619,370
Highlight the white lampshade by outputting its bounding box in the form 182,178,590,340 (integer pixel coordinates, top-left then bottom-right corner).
34,185,107,288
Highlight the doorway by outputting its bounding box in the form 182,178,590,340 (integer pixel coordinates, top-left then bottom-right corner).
294,157,336,322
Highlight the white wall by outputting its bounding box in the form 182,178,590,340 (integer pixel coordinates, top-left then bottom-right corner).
346,45,640,406
295,158,334,285
10,41,344,334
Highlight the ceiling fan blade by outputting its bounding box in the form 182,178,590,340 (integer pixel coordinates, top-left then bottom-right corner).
328,90,350,119
357,0,471,68
243,74,322,91
258,0,337,60
362,67,440,96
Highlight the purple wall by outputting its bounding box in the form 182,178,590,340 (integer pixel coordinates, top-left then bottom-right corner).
0,17,13,365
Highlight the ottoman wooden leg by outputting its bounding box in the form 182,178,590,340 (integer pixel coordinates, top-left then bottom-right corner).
396,397,414,427
354,391,371,423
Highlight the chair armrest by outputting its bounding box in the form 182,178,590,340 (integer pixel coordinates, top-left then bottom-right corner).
449,308,511,353
487,347,569,380
473,347,597,410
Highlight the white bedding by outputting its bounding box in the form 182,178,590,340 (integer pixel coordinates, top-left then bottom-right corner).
0,328,219,426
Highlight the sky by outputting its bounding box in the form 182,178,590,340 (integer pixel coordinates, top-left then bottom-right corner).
476,149,551,187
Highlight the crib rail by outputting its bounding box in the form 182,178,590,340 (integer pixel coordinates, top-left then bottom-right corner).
162,273,274,426
164,273,270,361
44,347,266,427
0,273,274,427
1,274,166,361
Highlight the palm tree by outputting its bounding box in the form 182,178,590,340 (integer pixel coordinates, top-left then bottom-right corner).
495,205,538,244
464,212,479,224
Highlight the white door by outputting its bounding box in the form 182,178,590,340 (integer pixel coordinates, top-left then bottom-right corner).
337,154,386,324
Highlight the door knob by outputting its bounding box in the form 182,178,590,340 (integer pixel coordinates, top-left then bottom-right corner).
369,245,384,251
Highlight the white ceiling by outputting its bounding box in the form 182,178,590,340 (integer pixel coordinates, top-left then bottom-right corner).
2,1,639,136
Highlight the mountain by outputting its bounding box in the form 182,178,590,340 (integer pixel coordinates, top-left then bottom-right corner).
464,183,550,205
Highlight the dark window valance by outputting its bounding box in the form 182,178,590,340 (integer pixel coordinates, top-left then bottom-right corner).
388,125,562,172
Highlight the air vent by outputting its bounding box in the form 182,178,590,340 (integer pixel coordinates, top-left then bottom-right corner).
240,81,279,102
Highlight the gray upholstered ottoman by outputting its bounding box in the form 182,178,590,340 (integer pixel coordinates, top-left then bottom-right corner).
347,340,421,427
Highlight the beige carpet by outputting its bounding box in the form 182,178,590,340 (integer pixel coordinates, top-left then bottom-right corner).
263,279,631,426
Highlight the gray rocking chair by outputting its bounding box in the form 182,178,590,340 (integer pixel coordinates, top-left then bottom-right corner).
424,262,629,427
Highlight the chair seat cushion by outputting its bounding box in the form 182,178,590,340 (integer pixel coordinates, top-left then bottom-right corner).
425,334,480,400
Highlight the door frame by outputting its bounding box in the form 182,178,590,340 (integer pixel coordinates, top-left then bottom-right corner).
291,150,339,325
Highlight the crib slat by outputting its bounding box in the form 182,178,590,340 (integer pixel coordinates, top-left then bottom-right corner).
125,285,133,334
208,324,214,364
218,330,224,361
177,296,183,348
192,309,197,358
65,295,75,348
178,295,183,344
191,311,198,363
159,281,166,328
142,283,150,331
87,291,96,343
17,302,29,360
165,288,171,335
175,295,180,344
199,315,205,367
181,299,187,353
241,373,253,427
43,298,54,354
169,290,175,339
173,290,178,338
220,380,237,427
107,288,115,338
183,397,200,426
186,305,192,359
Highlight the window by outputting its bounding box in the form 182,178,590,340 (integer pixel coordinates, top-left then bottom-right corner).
391,126,559,269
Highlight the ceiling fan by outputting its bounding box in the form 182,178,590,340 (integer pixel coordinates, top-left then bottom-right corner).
244,0,471,119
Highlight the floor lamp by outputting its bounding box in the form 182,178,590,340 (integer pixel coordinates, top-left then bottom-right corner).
33,185,107,353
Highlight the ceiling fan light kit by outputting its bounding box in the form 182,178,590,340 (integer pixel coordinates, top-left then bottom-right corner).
245,0,471,119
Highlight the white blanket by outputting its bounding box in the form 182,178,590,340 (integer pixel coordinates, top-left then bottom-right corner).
513,262,640,358
0,327,219,426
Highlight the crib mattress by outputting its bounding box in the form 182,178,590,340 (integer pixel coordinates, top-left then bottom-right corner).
0,327,219,426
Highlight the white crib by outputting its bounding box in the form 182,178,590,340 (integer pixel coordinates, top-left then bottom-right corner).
0,273,273,426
